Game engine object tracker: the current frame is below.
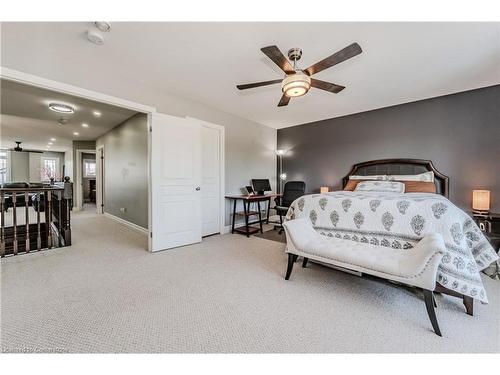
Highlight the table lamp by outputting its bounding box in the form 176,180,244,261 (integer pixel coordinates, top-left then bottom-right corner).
472,190,490,214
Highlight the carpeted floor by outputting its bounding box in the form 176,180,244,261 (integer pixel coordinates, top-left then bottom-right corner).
1,210,499,353
254,227,286,243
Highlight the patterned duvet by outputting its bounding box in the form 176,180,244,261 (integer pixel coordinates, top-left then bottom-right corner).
285,191,499,303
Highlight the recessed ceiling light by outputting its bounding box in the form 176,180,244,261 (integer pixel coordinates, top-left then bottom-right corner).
50,138,56,142
94,22,111,32
47,145,51,148
93,111,101,117
82,123,89,128
49,103,75,114
48,142,53,145
73,132,80,136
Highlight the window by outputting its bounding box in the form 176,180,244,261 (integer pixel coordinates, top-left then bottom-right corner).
83,159,96,178
41,157,60,181
0,151,8,184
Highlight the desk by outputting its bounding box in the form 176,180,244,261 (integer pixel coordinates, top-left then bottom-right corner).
226,193,281,237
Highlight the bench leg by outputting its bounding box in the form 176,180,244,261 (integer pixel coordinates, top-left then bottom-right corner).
433,293,437,308
463,296,473,316
285,253,296,280
423,289,442,336
302,257,309,268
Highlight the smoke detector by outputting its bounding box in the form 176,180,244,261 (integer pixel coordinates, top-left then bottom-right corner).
94,22,111,32
87,29,105,45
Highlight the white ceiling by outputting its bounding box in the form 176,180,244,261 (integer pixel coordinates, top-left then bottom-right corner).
1,22,499,129
0,79,137,152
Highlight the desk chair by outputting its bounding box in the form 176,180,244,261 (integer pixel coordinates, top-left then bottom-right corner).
275,181,306,234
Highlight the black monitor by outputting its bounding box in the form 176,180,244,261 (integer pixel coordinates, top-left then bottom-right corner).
251,179,272,195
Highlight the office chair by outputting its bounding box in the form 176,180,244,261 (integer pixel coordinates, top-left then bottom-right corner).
275,181,306,234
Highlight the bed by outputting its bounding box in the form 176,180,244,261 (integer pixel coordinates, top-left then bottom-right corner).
285,158,498,307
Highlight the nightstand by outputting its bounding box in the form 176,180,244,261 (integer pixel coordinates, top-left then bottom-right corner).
472,212,500,253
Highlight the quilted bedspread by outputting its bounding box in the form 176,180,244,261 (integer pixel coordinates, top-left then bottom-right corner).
285,191,499,303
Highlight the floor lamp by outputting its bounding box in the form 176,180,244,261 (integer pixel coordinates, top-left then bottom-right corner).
275,149,287,194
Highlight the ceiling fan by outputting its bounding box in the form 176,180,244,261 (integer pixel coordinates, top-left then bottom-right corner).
8,141,43,153
236,43,362,107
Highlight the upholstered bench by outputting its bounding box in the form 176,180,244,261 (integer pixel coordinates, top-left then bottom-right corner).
283,218,446,336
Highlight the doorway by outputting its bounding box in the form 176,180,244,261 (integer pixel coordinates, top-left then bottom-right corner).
75,149,97,212
96,145,104,214
2,68,225,253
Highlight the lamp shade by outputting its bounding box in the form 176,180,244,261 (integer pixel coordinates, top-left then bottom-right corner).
472,190,490,212
320,187,329,194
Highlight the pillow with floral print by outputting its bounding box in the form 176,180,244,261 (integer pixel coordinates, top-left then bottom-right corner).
354,181,405,193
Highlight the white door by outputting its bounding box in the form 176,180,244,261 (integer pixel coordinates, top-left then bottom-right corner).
150,113,202,251
201,125,221,236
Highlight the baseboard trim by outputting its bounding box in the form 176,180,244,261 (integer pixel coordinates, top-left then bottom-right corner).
103,212,148,235
223,222,249,234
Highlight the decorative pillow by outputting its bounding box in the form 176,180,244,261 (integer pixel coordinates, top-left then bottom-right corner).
400,181,436,193
354,181,405,193
349,174,386,181
386,171,434,182
344,179,362,191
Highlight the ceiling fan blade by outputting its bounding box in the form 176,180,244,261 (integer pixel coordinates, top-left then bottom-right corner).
278,93,290,107
310,78,345,93
236,79,282,90
261,46,295,74
304,42,362,76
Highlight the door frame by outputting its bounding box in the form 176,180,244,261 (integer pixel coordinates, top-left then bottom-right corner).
187,117,225,235
96,145,104,214
75,149,96,211
1,68,157,250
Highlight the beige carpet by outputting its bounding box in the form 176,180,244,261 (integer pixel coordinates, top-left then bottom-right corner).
1,209,499,353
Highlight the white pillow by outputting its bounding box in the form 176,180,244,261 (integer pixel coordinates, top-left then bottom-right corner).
386,171,434,182
354,181,405,193
349,174,386,181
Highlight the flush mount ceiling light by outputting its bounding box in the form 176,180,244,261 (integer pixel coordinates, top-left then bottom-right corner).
282,72,311,98
93,111,101,117
94,22,111,32
73,132,80,136
49,103,75,114
81,123,89,128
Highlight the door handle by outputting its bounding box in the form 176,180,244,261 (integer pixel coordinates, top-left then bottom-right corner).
196,187,201,191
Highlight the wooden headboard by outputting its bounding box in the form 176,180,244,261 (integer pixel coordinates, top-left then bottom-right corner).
342,158,449,197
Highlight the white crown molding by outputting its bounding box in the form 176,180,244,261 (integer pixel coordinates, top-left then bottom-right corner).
0,67,157,113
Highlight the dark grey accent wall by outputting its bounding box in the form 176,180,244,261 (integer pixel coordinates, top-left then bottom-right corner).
277,85,500,212
96,113,148,229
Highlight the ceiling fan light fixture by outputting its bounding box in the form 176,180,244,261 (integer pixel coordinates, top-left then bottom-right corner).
282,72,311,98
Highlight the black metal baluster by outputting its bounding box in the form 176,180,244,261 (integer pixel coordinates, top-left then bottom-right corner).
36,192,41,251
47,191,52,249
57,191,62,247
12,192,18,255
25,191,30,253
